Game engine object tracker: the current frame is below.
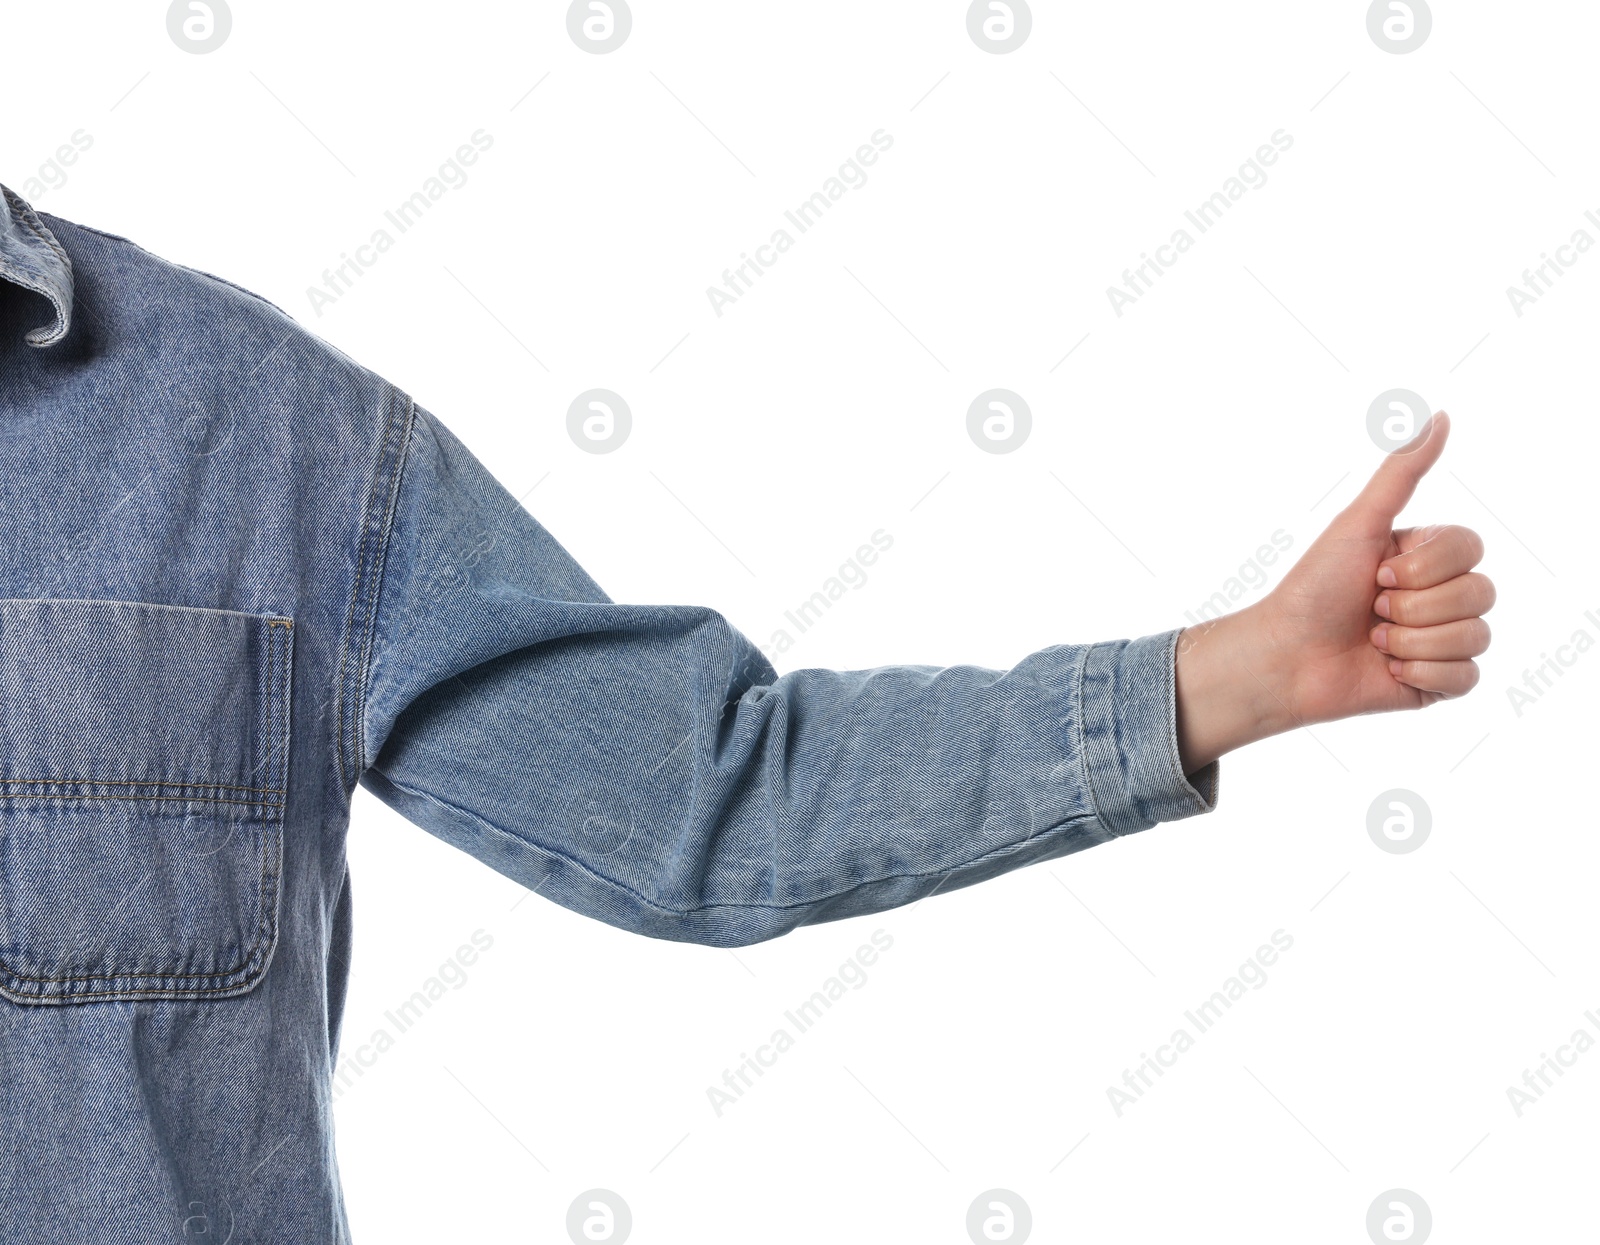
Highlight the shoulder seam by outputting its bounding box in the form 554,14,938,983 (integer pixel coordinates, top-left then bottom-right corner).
334,384,416,794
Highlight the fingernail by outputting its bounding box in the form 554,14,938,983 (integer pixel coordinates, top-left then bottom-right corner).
1371,625,1389,650
1374,594,1392,619
1389,658,1405,677
1377,565,1398,588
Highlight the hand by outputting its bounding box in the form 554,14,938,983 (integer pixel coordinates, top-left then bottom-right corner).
1174,412,1495,772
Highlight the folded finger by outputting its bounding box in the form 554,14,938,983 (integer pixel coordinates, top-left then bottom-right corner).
1374,572,1496,627
1379,525,1484,590
1371,618,1491,661
1388,658,1481,698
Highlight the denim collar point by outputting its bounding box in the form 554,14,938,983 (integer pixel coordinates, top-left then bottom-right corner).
0,183,74,348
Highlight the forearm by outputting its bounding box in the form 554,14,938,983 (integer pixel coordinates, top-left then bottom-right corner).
1173,603,1300,773
366,621,1220,947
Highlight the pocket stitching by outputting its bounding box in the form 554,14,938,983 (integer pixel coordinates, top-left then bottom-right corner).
0,780,282,794
0,614,292,1002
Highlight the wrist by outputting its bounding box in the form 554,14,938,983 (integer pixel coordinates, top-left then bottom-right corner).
1174,602,1299,772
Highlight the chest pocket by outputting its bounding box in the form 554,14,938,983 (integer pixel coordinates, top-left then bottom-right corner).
0,599,291,1005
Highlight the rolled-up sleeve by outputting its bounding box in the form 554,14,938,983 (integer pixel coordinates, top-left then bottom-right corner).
355,400,1219,947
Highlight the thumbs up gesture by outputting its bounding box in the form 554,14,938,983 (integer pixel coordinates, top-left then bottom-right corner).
1175,412,1495,772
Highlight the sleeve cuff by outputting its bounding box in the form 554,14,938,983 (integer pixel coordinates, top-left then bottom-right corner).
1078,628,1219,837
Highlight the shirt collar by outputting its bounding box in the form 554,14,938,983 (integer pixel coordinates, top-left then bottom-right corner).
0,184,74,348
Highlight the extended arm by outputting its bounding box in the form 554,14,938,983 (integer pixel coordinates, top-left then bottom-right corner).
358,405,1487,947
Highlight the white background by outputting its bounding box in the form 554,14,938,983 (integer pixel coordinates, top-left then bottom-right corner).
4,1,1597,1241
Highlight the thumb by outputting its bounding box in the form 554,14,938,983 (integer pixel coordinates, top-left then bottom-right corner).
1343,410,1450,531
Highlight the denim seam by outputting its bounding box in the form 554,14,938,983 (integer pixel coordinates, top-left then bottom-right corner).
0,984,265,1001
376,767,1099,920
265,612,275,805
333,385,414,793
0,779,281,794
253,611,290,996
0,926,274,984
0,598,294,623
1075,640,1126,832
0,794,281,808
1067,641,1113,837
273,615,294,796
8,192,71,267
352,394,412,780
0,898,280,992
39,218,135,248
17,213,69,269
333,392,390,790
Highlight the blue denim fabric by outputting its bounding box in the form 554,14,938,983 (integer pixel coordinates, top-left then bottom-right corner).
0,182,1217,1240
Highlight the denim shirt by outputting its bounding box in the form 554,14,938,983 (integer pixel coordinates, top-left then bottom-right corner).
0,182,1218,1241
